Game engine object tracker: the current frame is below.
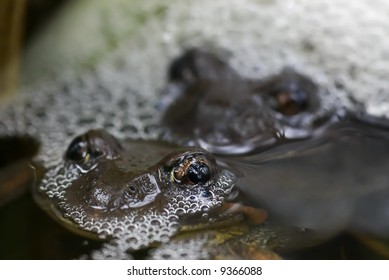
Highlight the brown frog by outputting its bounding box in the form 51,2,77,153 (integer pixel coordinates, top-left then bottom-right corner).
31,129,241,256
161,48,343,154
32,129,331,259
159,48,389,252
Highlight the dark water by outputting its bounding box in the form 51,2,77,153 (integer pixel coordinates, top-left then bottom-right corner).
0,192,103,259
0,135,103,259
230,116,389,236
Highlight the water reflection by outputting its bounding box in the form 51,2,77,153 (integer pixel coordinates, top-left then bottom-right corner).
225,115,389,236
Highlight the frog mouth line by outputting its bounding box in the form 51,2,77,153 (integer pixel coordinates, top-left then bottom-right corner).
177,202,268,234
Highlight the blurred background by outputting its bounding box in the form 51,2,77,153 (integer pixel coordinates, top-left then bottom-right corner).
2,0,389,115
0,0,69,98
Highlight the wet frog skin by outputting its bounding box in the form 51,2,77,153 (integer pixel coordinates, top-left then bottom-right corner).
161,48,343,154
33,129,239,257
160,49,389,238
32,129,325,259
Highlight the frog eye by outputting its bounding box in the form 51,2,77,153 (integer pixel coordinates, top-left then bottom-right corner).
168,48,229,83
169,152,217,185
270,87,308,116
259,68,319,117
65,135,89,162
175,161,211,184
65,130,122,164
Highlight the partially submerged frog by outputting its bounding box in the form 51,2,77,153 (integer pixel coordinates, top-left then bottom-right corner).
33,129,239,256
160,48,389,238
32,129,328,259
161,48,345,154
1,47,389,259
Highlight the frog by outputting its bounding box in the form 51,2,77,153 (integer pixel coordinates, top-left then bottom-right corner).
159,48,389,242
160,48,347,154
1,47,389,259
32,129,238,256
31,128,331,259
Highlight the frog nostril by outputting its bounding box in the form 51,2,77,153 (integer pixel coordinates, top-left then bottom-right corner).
201,190,212,198
119,174,162,210
128,185,137,193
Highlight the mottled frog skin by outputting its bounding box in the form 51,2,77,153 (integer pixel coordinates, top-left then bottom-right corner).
1,48,389,259
31,129,324,259
33,129,236,245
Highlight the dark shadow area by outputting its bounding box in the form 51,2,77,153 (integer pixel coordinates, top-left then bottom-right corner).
0,192,103,259
0,134,104,259
0,135,40,207
0,135,39,168
283,233,386,260
24,0,71,44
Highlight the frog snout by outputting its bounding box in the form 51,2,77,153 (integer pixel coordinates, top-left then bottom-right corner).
118,174,162,210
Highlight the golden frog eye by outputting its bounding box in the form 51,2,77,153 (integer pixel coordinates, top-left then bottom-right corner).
257,68,319,117
169,153,215,185
272,88,308,116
